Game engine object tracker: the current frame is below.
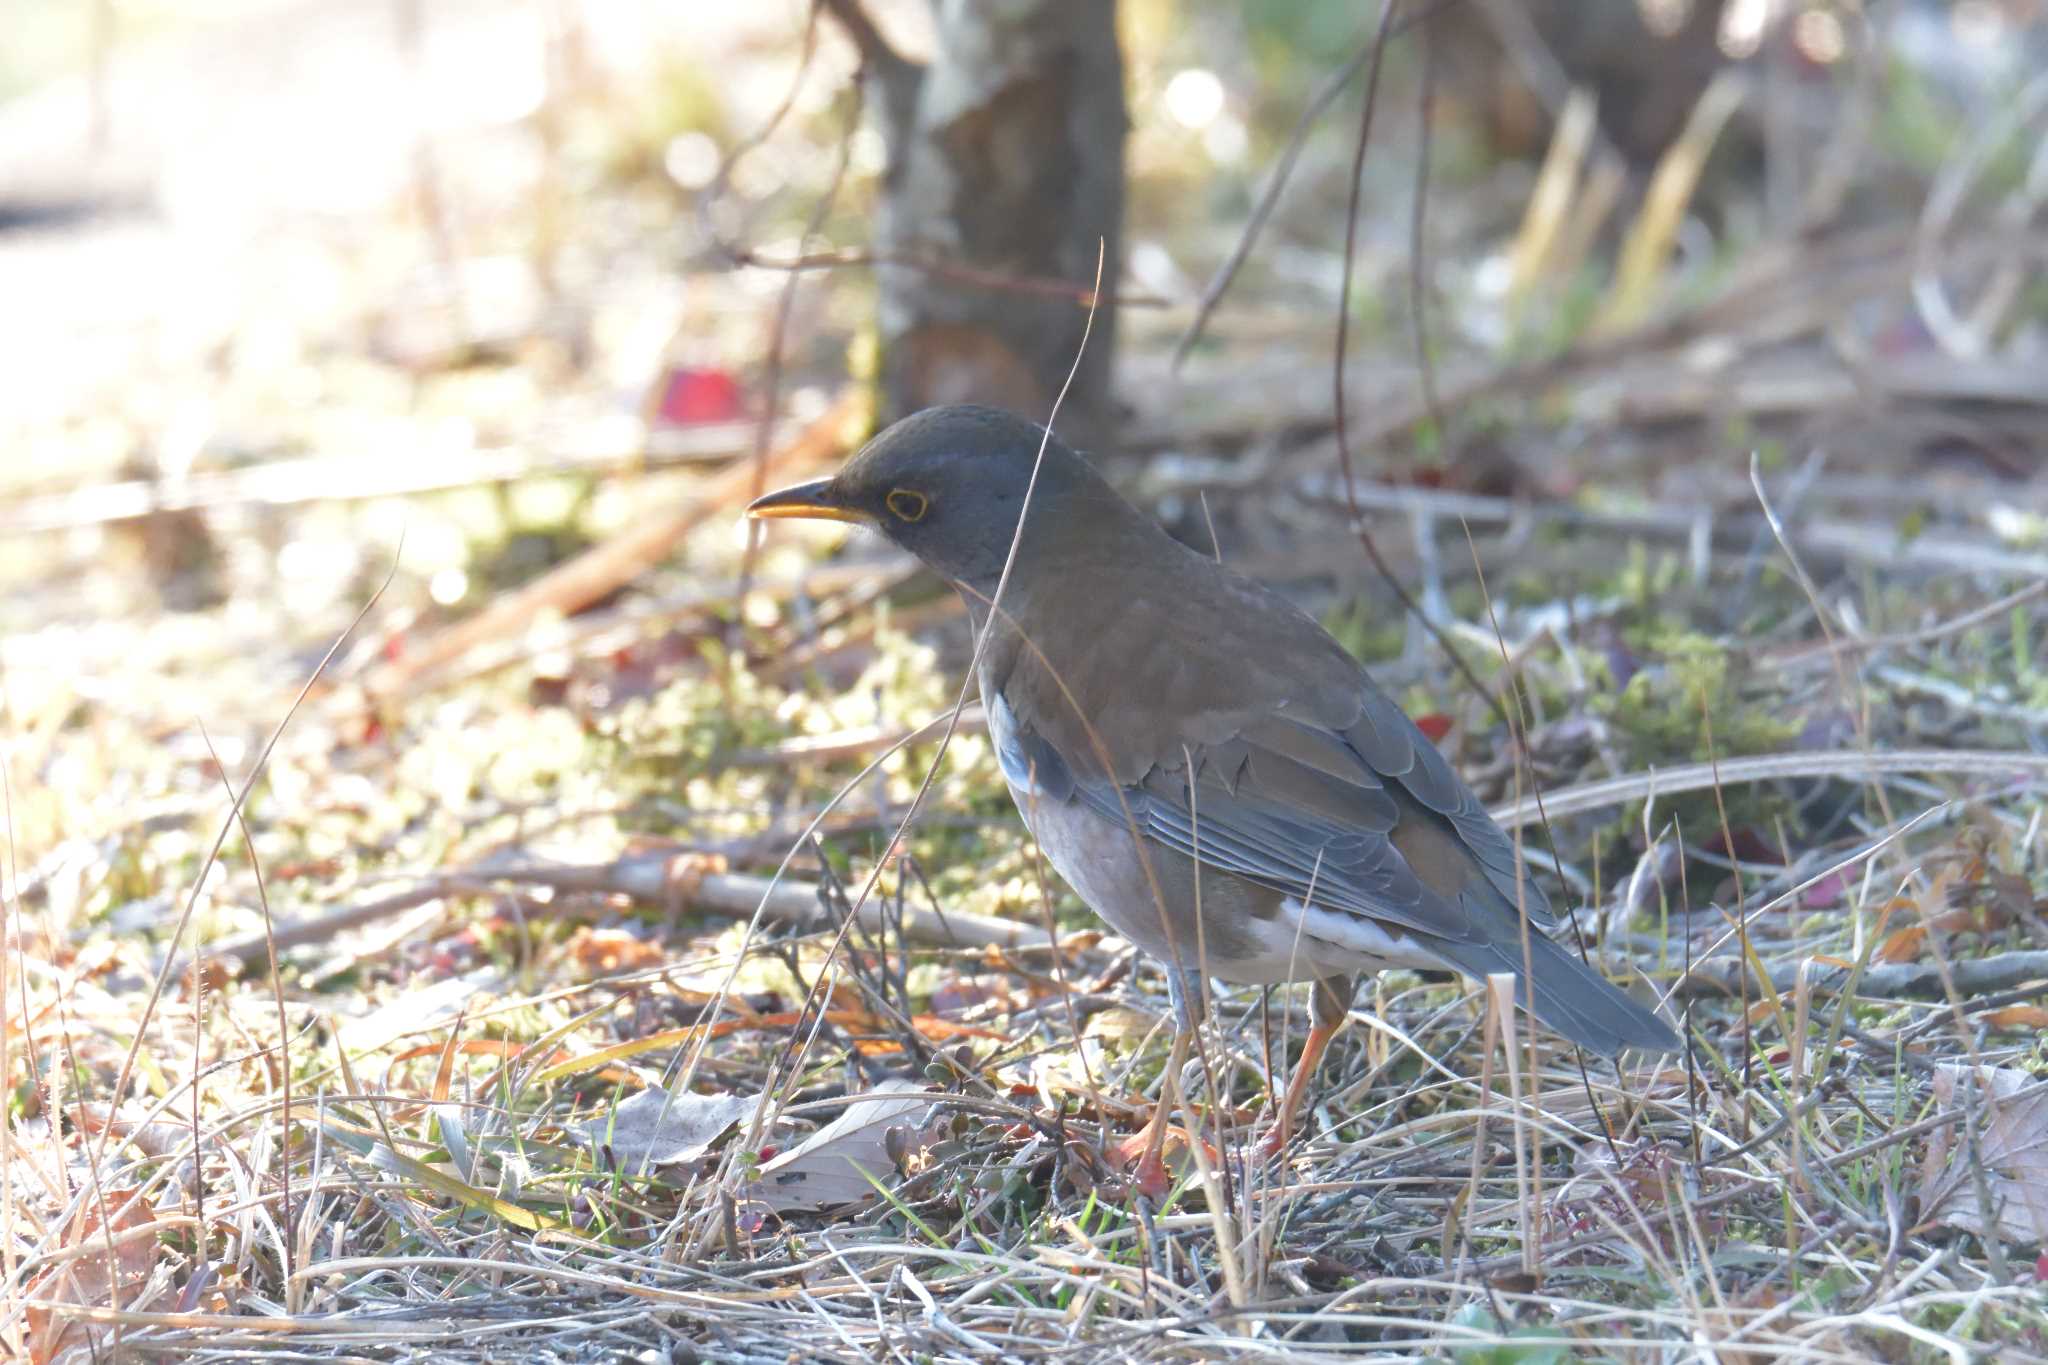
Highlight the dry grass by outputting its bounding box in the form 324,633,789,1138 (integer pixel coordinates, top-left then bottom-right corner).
6,5,2048,1361
6,468,2045,1361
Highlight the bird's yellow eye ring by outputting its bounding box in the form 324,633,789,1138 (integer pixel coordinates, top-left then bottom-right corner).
885,488,929,523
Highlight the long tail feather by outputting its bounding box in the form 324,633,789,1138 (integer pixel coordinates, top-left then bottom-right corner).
1429,927,1679,1055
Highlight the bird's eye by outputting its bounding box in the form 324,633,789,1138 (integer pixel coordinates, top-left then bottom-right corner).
885,488,929,523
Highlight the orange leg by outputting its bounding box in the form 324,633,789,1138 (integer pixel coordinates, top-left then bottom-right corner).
1110,1025,1190,1199
1258,975,1354,1159
1256,1018,1339,1158
1110,969,1210,1198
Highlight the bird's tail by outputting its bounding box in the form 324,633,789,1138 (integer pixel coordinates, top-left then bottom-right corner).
1429,922,1680,1056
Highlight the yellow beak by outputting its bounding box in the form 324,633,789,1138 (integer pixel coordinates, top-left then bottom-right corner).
745,479,867,524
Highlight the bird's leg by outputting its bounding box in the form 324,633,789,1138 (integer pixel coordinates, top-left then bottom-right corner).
1112,968,1201,1197
1258,974,1354,1159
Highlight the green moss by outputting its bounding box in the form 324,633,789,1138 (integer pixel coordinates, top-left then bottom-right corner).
1581,626,1802,874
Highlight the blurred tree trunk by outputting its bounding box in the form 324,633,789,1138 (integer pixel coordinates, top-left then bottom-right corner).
826,0,1126,451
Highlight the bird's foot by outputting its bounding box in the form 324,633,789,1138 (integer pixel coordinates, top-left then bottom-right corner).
1109,1114,1176,1201
1255,1013,1339,1164
1252,1121,1293,1163
1123,1144,1174,1202
1109,1115,1216,1201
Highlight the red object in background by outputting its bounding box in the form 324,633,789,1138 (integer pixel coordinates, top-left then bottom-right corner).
656,366,744,425
1413,713,1453,744
1802,868,1852,908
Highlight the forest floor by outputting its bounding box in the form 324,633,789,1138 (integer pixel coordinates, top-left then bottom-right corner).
5,3,2048,1361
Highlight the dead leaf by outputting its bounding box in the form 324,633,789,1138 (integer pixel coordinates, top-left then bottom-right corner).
1083,1006,1160,1041
25,1186,161,1364
1918,1065,2048,1245
1985,1005,2048,1031
567,926,666,974
1874,923,1927,963
584,1087,754,1170
928,973,1023,1017
71,1103,187,1161
740,1081,941,1212
1873,903,2013,965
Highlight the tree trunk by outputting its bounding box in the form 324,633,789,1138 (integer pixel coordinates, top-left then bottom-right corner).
831,0,1127,452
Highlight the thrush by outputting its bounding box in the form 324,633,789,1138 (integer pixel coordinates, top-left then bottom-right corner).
749,405,1678,1181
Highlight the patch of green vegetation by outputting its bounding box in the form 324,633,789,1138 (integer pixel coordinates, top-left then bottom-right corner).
1577,612,1802,886
596,51,734,189
601,646,811,781
1239,0,1366,73
586,623,1035,932
1610,541,1681,608
1874,56,1962,176
2012,274,2048,339
468,480,603,596
1596,629,1779,758
1756,435,1796,473
1411,415,1444,461
2012,602,2036,686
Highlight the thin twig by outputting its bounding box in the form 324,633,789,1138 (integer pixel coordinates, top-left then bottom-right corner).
1330,0,1510,731
1407,17,1443,445
1490,748,2048,828
1675,949,2048,1002
204,724,293,1291
1174,0,1454,365
94,545,405,1177
732,65,862,670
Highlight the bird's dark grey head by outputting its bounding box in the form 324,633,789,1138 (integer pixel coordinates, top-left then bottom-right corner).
747,405,1100,593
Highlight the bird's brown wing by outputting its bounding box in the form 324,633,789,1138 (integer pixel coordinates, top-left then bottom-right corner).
987,543,1554,933
994,691,1676,1053
1124,704,1552,946
981,554,1676,1052
991,678,1548,949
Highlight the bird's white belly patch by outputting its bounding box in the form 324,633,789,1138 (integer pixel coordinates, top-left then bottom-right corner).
1083,886,1450,988
1237,897,1444,979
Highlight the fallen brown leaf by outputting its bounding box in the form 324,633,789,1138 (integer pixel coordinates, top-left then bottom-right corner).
25,1187,162,1364
1918,1065,2048,1246
1873,923,1927,964
738,1081,941,1212
567,926,667,974
584,1086,756,1171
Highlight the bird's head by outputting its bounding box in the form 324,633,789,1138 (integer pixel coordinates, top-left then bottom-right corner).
747,405,1097,593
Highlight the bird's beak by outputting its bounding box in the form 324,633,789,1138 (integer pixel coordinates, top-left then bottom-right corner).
745,478,868,524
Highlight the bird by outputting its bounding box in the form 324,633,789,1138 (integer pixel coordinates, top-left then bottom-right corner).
748,405,1678,1184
